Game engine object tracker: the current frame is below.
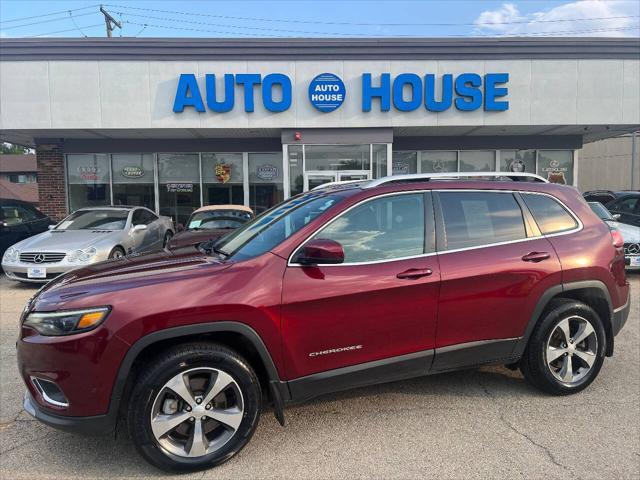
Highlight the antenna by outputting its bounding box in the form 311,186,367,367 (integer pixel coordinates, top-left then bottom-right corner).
100,6,122,38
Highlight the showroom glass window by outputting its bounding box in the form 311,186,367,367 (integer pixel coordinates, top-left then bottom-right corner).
158,153,200,228
421,151,458,173
67,154,111,212
438,191,527,250
392,151,418,175
288,145,304,197
305,145,370,171
372,144,388,179
459,151,495,172
248,153,283,214
500,150,536,174
202,153,244,206
537,150,574,185
111,154,155,210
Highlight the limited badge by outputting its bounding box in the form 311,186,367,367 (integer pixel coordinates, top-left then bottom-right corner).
215,163,231,183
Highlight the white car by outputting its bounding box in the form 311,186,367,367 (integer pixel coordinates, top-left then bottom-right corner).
589,202,640,270
2,206,174,283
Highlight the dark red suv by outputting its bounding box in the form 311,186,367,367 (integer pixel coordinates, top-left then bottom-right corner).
17,173,630,472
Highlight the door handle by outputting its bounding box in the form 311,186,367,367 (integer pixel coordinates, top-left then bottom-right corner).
396,268,433,279
522,251,551,262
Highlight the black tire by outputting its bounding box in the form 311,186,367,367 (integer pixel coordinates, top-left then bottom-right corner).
163,230,173,248
108,246,125,259
127,343,261,473
520,299,606,395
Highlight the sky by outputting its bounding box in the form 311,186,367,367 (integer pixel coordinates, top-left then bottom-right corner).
0,0,639,39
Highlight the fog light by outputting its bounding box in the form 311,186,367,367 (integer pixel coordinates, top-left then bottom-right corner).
31,377,68,407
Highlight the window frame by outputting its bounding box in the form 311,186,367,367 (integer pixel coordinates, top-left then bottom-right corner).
288,190,436,267
520,192,580,236
433,189,582,254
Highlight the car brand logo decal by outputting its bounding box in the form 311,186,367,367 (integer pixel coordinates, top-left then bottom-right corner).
215,163,232,183
309,344,363,357
627,243,640,255
33,254,45,264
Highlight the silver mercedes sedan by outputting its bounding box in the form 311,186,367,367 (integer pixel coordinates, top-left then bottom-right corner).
1,206,174,283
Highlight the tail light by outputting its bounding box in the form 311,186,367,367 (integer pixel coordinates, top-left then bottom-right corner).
611,229,625,249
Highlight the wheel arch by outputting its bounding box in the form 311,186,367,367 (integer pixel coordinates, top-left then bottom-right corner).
513,280,614,359
109,322,288,424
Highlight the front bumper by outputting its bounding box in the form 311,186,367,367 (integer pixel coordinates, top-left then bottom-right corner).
2,262,72,283
23,391,114,436
612,290,631,337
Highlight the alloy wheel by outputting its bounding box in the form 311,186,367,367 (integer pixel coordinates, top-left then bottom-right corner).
545,316,598,384
150,367,244,458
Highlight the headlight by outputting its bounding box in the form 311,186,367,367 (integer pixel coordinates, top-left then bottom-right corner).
2,247,19,264
67,247,97,263
23,307,110,336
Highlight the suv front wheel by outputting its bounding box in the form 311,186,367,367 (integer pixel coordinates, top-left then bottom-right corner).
127,343,262,472
520,299,606,395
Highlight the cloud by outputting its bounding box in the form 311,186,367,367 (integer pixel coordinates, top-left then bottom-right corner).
474,1,640,37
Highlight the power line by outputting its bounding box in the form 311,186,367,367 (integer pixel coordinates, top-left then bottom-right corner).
68,11,90,38
105,4,640,28
122,19,639,38
0,4,99,24
29,23,104,38
1,11,96,31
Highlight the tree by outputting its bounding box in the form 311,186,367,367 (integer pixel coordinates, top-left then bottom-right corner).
0,143,30,154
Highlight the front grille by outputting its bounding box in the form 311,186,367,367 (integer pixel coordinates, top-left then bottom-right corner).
19,252,66,264
623,243,640,256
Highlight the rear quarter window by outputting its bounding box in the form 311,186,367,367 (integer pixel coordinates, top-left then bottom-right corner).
437,191,527,251
521,193,578,235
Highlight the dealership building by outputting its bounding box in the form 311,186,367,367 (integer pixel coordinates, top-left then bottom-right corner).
0,38,638,224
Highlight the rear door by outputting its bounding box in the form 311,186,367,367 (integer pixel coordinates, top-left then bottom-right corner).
431,190,562,371
281,192,440,382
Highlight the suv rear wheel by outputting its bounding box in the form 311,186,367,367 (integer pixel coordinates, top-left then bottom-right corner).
520,299,606,395
127,343,261,472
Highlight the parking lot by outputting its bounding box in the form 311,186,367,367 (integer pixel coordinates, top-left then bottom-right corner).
0,275,638,480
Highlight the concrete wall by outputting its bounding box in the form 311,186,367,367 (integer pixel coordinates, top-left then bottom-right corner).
578,133,639,192
1,59,639,130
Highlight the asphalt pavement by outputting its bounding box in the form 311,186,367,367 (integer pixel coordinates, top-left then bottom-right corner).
0,275,638,479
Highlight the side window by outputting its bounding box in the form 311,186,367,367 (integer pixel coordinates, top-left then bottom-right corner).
17,206,37,222
438,192,527,251
612,197,638,214
521,193,578,235
132,209,145,226
1,205,25,226
141,210,158,224
312,193,426,263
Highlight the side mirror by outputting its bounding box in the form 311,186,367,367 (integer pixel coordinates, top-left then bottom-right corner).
612,213,621,220
132,224,147,232
297,239,344,265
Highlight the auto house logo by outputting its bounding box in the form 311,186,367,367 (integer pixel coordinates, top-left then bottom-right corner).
308,73,346,112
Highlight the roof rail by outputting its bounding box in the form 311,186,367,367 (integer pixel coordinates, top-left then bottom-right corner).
311,179,365,191
364,172,548,188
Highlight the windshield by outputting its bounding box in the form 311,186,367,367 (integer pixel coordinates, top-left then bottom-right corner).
188,210,252,231
56,209,129,230
215,191,349,261
588,202,614,221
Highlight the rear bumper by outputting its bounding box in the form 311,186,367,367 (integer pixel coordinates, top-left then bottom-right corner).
612,290,631,337
23,391,114,436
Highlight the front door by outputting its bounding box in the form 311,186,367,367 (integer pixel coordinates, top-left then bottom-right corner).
304,172,337,191
281,192,440,382
338,172,370,182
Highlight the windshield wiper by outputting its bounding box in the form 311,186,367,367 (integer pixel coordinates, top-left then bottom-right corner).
212,246,229,258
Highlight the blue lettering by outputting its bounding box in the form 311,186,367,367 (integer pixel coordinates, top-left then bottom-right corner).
484,73,509,111
262,73,292,112
205,74,234,113
425,74,453,112
173,74,205,113
454,73,483,111
393,73,422,112
235,74,262,112
362,73,391,112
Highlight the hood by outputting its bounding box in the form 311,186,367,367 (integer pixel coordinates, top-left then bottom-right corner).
35,248,232,307
13,229,122,252
168,229,229,249
616,222,640,243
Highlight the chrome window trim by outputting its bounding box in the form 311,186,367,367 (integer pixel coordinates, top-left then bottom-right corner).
31,377,69,408
287,188,583,267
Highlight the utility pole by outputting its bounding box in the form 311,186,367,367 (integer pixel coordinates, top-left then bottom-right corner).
100,6,121,37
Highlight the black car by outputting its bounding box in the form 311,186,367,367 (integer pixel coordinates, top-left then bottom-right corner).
0,199,53,258
607,192,640,227
583,190,619,205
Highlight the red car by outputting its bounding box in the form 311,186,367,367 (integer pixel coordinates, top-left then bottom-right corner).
167,205,254,250
17,173,630,472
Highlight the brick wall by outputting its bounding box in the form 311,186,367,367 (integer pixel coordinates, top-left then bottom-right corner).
36,143,67,221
